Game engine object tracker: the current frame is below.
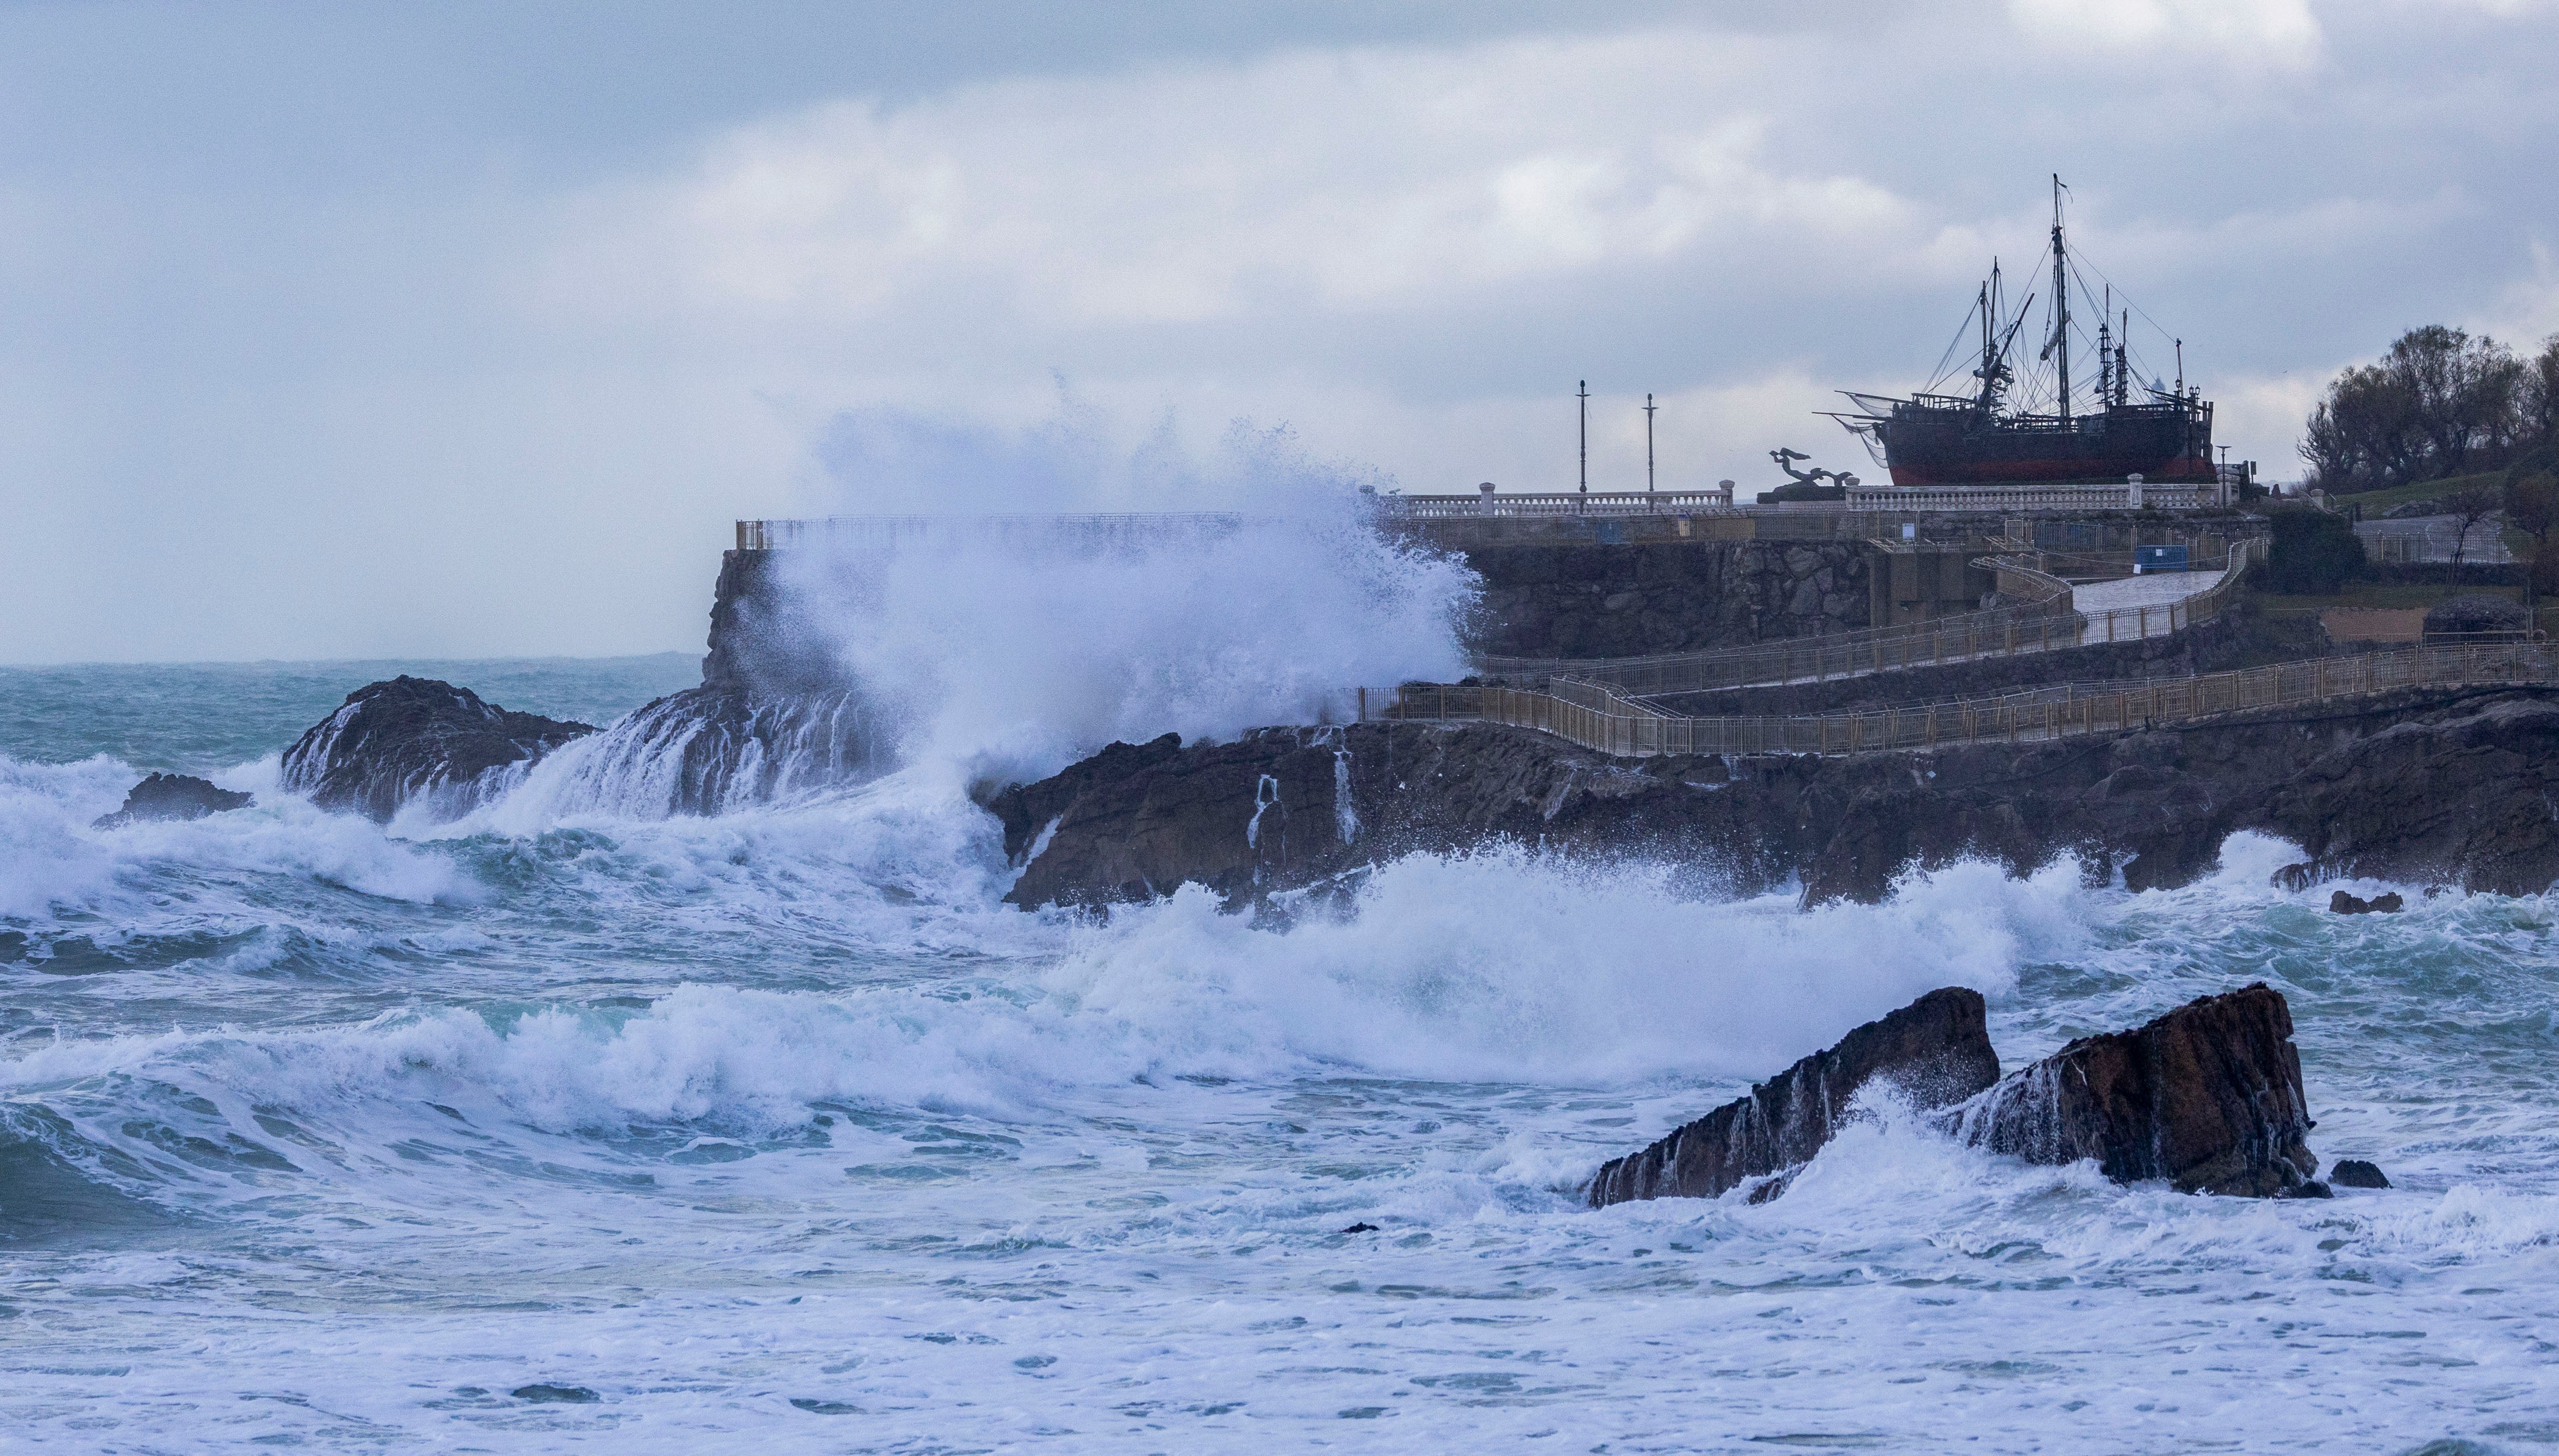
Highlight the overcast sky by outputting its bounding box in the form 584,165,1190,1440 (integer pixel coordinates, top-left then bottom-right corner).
6,0,2556,663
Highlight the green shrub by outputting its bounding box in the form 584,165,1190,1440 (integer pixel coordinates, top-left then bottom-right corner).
2265,505,2367,594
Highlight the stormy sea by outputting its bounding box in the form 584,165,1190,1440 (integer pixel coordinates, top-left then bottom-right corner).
5,540,2557,1451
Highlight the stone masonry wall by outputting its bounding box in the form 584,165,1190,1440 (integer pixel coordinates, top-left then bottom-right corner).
1462,539,1871,659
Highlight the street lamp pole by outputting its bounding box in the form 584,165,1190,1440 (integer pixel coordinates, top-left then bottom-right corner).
1577,380,1589,494
1644,393,1656,492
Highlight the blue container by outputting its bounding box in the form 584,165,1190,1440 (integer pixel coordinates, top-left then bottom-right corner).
2134,544,2190,574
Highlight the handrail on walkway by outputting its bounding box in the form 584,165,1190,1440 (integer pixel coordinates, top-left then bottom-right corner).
1358,638,2554,760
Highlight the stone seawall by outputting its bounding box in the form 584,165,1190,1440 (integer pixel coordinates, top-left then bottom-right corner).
1463,539,1872,659
707,537,1886,676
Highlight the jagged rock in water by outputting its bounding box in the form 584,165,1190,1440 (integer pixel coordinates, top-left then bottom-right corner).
2270,862,2321,891
281,676,594,822
2329,889,2404,914
2329,1158,2391,1188
1587,988,2000,1208
91,772,253,829
1946,983,2318,1197
524,686,882,817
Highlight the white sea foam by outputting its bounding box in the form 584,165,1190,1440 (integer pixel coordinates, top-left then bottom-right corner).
769,496,1476,788
13,641,2559,1453
0,751,475,921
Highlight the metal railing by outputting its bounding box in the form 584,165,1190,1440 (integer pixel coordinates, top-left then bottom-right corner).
1372,488,1735,519
737,512,1254,552
1842,482,2215,512
1361,639,2559,758
1475,539,2262,697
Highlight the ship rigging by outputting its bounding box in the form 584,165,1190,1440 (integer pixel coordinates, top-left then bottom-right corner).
1828,177,2215,488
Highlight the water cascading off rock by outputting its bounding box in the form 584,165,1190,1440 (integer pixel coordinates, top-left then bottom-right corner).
1588,982,2323,1206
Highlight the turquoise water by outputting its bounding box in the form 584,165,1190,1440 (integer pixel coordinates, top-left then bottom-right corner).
0,654,702,774
2,657,2556,1453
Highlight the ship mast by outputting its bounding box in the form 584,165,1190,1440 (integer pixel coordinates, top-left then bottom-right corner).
2045,174,2071,425
2096,284,2112,408
2115,309,2129,406
1975,275,1995,415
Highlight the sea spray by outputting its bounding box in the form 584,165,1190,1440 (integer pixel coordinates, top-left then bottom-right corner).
14,659,2559,1451
761,408,1477,788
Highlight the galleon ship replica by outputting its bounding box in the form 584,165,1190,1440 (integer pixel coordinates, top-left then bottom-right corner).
1832,178,2216,487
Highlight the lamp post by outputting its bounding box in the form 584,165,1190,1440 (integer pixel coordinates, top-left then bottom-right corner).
1644,393,1656,493
1577,380,1589,494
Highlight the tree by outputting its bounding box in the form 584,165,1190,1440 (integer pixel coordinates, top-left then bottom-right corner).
2439,486,2500,587
2505,445,2559,611
2264,505,2366,594
2301,362,2422,492
2523,335,2559,449
2300,326,2535,491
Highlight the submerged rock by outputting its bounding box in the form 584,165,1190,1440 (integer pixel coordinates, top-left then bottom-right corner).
281,676,594,822
1587,988,2001,1208
2329,1158,2391,1188
1948,983,2318,1197
2271,862,2320,892
2329,889,2405,914
90,772,252,829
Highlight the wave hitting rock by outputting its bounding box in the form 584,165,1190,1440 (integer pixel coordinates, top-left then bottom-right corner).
1587,987,2001,1208
1591,983,2322,1207
280,676,594,822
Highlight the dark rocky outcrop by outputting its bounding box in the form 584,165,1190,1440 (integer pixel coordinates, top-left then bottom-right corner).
991,685,2559,911
2424,593,2530,637
2329,889,2404,914
1587,988,2000,1208
703,549,853,695
90,773,252,829
2329,1158,2391,1188
1948,984,2319,1197
2270,862,2322,892
545,685,882,817
280,677,595,822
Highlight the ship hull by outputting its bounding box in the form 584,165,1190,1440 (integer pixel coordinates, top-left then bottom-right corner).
1874,402,2213,488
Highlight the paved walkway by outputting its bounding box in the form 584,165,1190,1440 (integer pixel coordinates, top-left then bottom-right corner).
2072,570,2222,638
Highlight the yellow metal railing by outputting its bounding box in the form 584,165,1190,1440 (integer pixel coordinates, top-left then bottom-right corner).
1362,637,2555,759
1475,539,2264,696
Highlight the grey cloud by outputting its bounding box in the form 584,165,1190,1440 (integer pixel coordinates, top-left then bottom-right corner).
1,1,2553,661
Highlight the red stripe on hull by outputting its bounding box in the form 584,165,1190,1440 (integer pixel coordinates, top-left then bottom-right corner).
1885,458,2216,488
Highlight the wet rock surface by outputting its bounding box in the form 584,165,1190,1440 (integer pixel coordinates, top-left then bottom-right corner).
2329,889,2405,914
2330,1158,2391,1188
90,772,253,829
992,685,2559,910
555,685,879,817
1586,988,2000,1208
1948,984,2319,1197
280,676,595,823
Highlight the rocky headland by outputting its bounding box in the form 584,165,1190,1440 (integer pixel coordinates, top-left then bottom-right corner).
984,683,2559,909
